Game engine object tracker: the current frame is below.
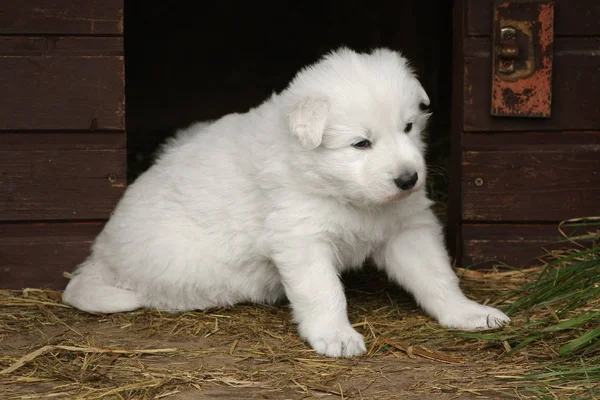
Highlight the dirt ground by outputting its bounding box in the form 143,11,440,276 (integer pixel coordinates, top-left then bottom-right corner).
1,268,536,399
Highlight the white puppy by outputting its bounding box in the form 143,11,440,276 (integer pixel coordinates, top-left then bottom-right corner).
62,47,510,358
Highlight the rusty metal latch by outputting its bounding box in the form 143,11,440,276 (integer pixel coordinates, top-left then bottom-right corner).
491,0,554,118
498,27,519,74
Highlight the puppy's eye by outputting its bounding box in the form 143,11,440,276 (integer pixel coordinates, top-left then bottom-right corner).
352,140,372,149
419,102,430,111
403,123,413,133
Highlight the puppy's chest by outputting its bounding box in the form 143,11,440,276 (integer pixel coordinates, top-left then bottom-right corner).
328,212,392,268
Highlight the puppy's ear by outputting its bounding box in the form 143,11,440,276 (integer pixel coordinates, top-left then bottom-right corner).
288,98,329,150
418,86,431,109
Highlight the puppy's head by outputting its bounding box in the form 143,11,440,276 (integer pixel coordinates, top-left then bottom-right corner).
282,47,432,206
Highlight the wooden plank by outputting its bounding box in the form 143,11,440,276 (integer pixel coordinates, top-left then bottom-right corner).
462,131,600,149
448,0,467,260
0,37,124,130
467,0,600,37
0,0,123,35
462,140,600,221
461,223,593,268
0,133,126,221
0,132,126,150
0,36,123,54
0,223,103,290
463,37,600,132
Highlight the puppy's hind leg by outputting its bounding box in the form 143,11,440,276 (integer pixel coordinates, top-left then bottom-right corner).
62,261,142,314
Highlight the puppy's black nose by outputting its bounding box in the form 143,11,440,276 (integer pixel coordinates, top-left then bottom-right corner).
394,172,418,191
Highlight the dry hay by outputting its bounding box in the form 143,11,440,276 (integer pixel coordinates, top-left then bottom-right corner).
1,225,599,399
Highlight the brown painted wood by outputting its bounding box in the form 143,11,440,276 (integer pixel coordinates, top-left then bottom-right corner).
462,131,600,149
0,132,126,150
0,37,124,130
0,0,123,35
0,133,126,221
463,37,600,132
0,36,124,54
467,0,600,37
461,223,592,268
448,0,467,261
452,1,600,268
462,140,600,221
0,223,103,290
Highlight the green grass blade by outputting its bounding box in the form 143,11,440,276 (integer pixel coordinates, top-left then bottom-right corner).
559,326,600,356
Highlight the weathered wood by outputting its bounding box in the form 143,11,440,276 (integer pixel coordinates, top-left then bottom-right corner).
464,37,600,132
462,131,600,149
0,0,123,35
0,49,124,130
461,224,592,268
448,0,467,260
0,132,126,150
452,0,600,268
467,0,600,37
0,223,103,289
462,140,600,221
0,36,123,54
0,133,126,221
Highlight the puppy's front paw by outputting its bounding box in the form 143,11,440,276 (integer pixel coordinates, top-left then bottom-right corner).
304,323,367,358
439,301,510,331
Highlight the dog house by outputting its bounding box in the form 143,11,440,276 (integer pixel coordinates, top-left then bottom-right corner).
1,0,599,289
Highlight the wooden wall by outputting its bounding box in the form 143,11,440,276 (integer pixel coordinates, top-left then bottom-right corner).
450,0,600,268
0,1,125,289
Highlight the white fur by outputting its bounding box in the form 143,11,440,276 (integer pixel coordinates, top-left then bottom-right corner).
62,47,509,358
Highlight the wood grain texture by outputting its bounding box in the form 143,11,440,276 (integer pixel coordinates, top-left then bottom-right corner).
467,0,600,37
448,0,467,260
0,37,124,130
0,223,103,289
0,36,124,54
463,37,600,132
453,1,600,268
0,0,123,35
462,141,600,221
0,133,126,221
461,224,591,268
462,131,600,149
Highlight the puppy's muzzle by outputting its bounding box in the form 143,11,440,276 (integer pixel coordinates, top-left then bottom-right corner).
394,172,418,191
